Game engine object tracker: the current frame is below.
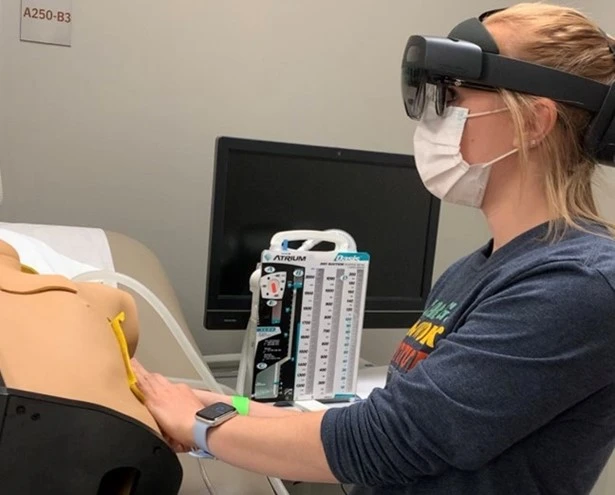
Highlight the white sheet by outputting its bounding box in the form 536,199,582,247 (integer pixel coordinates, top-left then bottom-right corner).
0,222,114,277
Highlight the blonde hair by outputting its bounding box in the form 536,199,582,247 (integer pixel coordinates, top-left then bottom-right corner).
484,3,615,237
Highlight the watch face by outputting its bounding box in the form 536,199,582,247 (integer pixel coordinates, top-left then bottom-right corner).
197,402,236,422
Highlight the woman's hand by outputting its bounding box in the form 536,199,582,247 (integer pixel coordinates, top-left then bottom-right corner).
132,358,203,447
163,433,191,453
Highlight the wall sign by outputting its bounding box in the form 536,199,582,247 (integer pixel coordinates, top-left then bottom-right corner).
21,0,72,47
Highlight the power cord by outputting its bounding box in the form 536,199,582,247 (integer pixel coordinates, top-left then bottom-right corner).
197,458,216,494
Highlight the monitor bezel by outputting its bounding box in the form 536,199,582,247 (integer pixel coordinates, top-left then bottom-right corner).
204,136,441,330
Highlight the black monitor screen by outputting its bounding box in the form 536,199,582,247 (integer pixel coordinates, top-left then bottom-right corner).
205,137,440,330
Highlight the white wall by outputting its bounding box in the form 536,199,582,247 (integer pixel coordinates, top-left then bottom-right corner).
0,0,498,361
0,0,610,368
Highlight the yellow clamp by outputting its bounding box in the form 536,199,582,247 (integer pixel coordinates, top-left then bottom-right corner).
20,264,38,274
109,311,145,403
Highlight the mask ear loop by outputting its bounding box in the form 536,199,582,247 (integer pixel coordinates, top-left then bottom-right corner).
483,148,519,167
466,107,510,119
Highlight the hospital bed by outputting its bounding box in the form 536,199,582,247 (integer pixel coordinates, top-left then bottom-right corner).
0,223,278,495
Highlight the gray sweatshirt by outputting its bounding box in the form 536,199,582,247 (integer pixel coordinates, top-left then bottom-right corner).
321,221,615,494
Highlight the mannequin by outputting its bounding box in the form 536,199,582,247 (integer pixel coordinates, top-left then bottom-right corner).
0,239,160,434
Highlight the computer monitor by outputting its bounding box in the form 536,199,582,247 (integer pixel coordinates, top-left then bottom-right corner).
204,136,440,330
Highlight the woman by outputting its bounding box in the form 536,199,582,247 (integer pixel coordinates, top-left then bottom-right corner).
134,4,615,494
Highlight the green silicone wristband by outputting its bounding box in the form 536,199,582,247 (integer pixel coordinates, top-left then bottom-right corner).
232,395,250,416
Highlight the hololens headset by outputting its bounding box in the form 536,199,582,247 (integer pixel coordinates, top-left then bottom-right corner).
401,9,615,166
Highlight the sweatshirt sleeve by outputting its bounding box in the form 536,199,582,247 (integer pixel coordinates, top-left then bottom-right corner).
320,262,615,486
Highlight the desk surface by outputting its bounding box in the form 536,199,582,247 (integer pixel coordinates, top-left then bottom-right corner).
291,365,387,412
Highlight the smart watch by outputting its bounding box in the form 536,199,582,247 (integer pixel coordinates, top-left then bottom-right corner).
190,402,238,459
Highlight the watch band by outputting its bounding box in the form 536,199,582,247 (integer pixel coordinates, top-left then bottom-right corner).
190,420,214,459
190,401,240,459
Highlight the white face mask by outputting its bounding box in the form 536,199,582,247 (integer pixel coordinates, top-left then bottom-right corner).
413,103,517,208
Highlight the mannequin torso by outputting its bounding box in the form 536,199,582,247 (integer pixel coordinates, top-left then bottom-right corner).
0,240,160,434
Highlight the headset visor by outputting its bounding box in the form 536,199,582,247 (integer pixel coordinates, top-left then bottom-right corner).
401,18,607,121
